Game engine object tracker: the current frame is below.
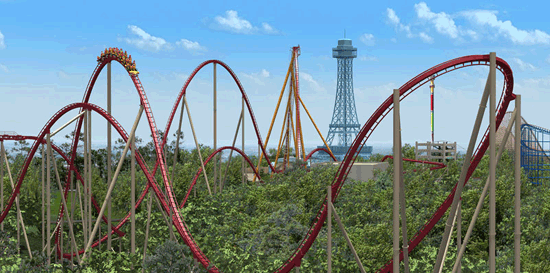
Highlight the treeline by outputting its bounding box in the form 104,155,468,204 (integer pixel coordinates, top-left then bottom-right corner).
1,138,549,272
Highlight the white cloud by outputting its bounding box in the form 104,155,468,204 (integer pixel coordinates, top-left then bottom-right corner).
462,10,550,45
300,72,325,93
262,23,280,34
387,8,414,38
0,30,5,49
359,55,378,61
241,69,270,85
260,69,270,78
121,25,173,52
0,64,8,72
211,10,280,35
419,32,434,43
214,10,256,34
415,2,459,39
175,39,207,54
387,8,400,25
386,8,419,41
512,58,537,71
360,33,375,46
120,25,207,54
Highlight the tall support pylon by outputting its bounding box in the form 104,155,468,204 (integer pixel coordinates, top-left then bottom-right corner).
46,133,52,265
131,134,136,255
81,105,144,263
213,63,218,193
41,145,44,247
392,89,401,273
489,52,496,273
514,94,521,273
430,76,435,143
107,61,112,251
0,140,3,232
433,52,495,273
242,98,245,185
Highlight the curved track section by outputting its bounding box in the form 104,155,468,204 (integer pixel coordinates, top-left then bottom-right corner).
51,55,177,259
157,60,279,176
0,134,125,238
304,147,338,162
155,59,297,271
1,53,515,273
179,146,262,209
274,54,514,272
380,155,446,171
0,102,167,259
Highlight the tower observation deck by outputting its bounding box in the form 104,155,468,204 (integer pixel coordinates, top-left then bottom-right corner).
318,38,372,161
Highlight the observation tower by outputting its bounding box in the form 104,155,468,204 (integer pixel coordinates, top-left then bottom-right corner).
319,38,372,161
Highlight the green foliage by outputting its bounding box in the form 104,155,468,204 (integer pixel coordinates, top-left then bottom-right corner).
3,136,550,272
81,250,142,273
144,240,205,273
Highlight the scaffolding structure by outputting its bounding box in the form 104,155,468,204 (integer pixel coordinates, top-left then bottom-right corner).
521,123,550,185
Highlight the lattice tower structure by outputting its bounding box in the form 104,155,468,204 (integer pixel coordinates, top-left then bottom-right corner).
324,38,372,160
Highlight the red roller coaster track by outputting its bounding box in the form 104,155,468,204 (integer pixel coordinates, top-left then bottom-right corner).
0,52,514,272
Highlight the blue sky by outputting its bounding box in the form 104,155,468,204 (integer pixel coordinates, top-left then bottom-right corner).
1,0,550,152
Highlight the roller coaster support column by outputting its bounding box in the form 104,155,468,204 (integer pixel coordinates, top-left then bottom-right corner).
172,95,185,186
142,190,153,273
457,198,461,273
489,52,496,273
1,142,32,258
88,110,93,253
0,141,3,232
327,186,367,272
393,88,401,273
2,142,32,258
70,170,75,268
398,100,411,273
327,185,332,273
183,96,212,195
81,105,144,263
452,84,521,273
131,132,136,255
50,143,81,263
214,63,218,193
107,61,112,251
434,54,493,273
170,94,185,240
245,97,246,184
41,145,44,247
222,109,244,189
83,114,88,246
514,95,521,273
430,76,435,143
46,133,51,264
